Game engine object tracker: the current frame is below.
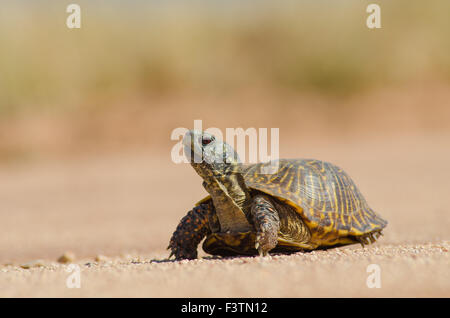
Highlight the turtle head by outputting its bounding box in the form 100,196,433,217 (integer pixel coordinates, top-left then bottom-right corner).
183,130,252,231
183,130,240,179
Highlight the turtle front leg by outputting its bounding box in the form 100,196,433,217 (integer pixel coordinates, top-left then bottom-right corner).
168,202,216,260
250,195,280,257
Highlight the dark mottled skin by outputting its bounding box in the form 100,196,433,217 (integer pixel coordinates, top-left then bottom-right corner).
168,202,219,260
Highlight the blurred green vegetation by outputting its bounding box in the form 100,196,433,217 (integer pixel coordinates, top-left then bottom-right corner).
0,0,449,116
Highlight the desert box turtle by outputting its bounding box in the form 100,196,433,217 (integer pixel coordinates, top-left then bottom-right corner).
168,130,387,260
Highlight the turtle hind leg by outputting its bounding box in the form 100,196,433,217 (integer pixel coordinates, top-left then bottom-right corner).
168,202,217,260
354,230,383,248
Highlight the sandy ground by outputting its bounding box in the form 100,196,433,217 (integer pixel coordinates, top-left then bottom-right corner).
0,134,449,297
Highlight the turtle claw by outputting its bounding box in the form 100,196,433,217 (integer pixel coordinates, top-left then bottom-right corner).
356,230,383,248
257,247,268,257
167,248,175,260
255,242,267,257
168,243,198,260
258,248,263,257
255,233,274,257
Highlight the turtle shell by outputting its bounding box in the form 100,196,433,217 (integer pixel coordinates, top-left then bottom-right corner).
240,159,387,242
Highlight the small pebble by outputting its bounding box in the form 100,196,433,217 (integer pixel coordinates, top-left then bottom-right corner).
57,252,76,264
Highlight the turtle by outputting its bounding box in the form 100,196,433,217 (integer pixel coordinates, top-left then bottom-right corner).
168,130,387,260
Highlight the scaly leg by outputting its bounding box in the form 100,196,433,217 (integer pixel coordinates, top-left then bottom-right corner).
168,202,217,260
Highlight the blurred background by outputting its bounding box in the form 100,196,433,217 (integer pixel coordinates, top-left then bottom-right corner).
0,0,449,264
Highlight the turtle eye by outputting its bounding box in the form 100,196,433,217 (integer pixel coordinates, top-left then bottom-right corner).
201,136,213,146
